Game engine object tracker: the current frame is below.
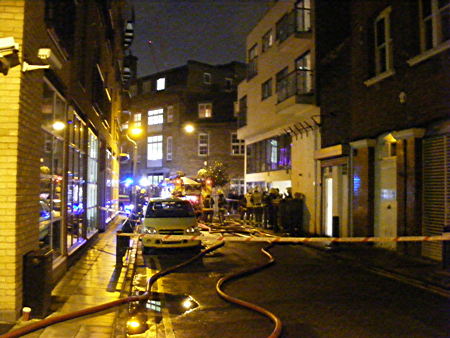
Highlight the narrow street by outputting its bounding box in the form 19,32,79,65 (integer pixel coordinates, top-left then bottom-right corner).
137,241,450,337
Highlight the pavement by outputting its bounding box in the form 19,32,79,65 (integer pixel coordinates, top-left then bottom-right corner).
2,214,136,338
2,214,449,337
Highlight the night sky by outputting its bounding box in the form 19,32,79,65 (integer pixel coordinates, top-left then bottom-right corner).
129,0,272,77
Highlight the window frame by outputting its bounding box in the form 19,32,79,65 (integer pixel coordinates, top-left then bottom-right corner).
203,72,212,85
198,133,209,156
147,135,163,161
166,136,173,161
262,29,273,52
156,77,166,91
231,132,245,156
374,7,393,76
147,108,164,125
261,78,273,100
198,102,213,118
166,105,174,123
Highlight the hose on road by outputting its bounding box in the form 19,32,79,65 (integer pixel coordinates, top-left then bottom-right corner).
216,243,283,338
2,241,225,338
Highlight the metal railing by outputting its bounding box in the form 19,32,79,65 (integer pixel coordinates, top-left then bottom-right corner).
277,69,313,103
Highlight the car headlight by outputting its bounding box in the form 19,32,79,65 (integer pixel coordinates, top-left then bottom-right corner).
143,227,157,234
185,226,199,235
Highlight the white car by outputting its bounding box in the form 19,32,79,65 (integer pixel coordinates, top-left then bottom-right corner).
141,198,202,253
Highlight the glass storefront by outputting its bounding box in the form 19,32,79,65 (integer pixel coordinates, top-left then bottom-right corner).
40,80,65,258
66,109,86,250
87,129,99,237
246,134,291,174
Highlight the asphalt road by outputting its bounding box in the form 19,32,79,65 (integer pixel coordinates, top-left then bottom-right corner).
139,241,450,337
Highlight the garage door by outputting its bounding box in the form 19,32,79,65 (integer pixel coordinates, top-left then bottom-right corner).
422,134,449,261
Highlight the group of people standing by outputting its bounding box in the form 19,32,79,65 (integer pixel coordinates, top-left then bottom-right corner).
238,187,305,236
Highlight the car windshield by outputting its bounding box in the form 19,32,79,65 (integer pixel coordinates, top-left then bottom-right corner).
146,200,195,218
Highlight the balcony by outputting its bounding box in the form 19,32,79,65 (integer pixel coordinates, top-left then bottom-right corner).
276,69,314,115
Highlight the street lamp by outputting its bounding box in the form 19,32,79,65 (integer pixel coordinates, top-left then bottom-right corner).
126,125,143,210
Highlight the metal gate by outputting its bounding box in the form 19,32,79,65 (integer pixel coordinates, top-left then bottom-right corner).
422,134,449,261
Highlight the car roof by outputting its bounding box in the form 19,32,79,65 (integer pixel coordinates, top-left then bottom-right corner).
149,197,186,203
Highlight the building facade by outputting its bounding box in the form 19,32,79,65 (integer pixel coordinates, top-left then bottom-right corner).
237,0,321,233
122,60,246,194
315,0,449,260
0,0,129,320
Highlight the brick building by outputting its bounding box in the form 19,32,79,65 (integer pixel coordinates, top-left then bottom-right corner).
122,60,246,195
315,0,449,260
0,0,129,320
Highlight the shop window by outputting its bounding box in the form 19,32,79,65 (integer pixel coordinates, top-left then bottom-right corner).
86,129,98,237
40,80,65,257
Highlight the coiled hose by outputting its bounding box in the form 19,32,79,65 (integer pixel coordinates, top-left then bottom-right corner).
2,241,225,338
216,243,283,338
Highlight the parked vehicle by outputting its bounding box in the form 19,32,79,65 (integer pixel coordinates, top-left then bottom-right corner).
140,198,202,253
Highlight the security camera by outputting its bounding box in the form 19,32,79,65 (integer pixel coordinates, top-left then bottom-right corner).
0,37,18,52
0,37,20,75
37,48,62,70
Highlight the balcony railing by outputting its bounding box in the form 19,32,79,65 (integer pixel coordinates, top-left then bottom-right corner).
277,69,313,103
276,7,312,43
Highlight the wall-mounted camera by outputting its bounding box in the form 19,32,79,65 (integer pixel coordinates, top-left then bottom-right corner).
0,37,20,75
37,48,62,70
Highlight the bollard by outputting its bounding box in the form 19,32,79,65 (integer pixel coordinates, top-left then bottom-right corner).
116,231,129,266
22,307,31,321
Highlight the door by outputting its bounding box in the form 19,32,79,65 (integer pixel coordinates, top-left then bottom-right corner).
324,177,333,236
376,157,397,249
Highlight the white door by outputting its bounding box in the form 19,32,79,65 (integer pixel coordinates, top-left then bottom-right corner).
325,177,333,236
377,158,397,249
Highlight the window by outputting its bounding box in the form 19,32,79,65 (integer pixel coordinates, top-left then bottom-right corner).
261,78,273,100
246,134,292,174
203,72,211,84
156,77,165,91
374,7,393,75
276,67,289,101
134,113,141,127
198,103,212,118
148,174,163,186
225,78,233,91
142,80,151,93
247,44,258,78
262,29,273,52
86,129,98,237
420,0,450,51
198,133,209,156
166,136,173,161
296,0,311,32
166,105,174,123
147,135,163,160
148,108,164,125
276,11,296,42
238,96,247,128
231,133,245,155
296,52,313,93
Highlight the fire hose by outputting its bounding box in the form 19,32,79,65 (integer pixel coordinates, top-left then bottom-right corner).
216,243,283,338
2,241,225,338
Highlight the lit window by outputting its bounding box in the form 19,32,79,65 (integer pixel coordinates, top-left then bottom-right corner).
156,77,165,91
198,133,209,156
374,7,393,75
295,52,313,93
231,133,245,155
203,72,211,84
420,0,450,51
148,108,163,125
198,103,212,118
262,29,273,52
166,105,174,123
166,136,173,161
296,0,311,32
147,135,163,160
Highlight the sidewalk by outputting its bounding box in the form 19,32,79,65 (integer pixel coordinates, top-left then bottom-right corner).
4,215,134,337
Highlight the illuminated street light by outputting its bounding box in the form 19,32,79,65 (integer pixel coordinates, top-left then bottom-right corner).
52,121,66,131
184,123,195,134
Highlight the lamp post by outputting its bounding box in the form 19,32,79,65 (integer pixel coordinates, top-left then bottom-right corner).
127,125,143,211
